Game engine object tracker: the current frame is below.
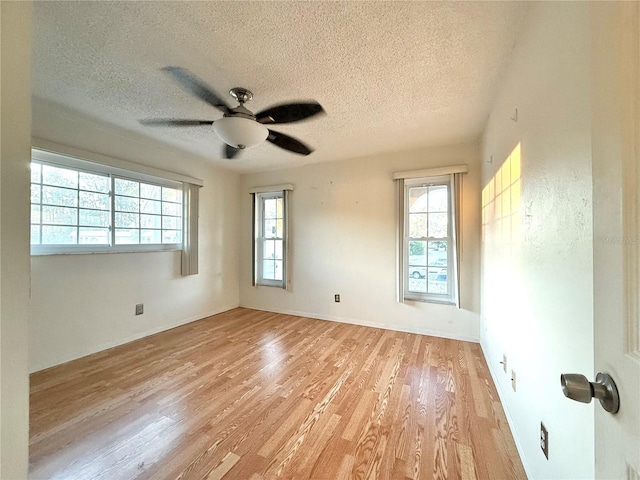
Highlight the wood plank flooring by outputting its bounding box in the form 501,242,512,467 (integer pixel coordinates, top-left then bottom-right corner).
29,308,527,480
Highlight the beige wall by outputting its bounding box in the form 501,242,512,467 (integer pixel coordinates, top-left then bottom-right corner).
1,2,33,477
29,105,241,371
481,3,593,478
240,143,482,341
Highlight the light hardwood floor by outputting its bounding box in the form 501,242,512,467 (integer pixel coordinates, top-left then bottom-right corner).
29,308,526,480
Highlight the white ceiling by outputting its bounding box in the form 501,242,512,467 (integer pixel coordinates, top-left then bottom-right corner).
32,1,530,173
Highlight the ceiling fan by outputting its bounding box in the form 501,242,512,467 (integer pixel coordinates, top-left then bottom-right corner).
140,67,325,159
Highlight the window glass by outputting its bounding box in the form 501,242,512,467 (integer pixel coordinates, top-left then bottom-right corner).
403,177,456,304
30,157,184,253
255,192,287,287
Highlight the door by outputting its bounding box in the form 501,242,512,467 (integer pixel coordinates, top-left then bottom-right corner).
591,2,640,478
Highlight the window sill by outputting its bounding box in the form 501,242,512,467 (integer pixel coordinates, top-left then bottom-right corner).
404,295,456,306
31,245,181,256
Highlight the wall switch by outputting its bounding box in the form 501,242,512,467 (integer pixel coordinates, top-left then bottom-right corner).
500,354,507,373
511,370,516,392
334,294,340,303
135,303,144,315
540,422,549,459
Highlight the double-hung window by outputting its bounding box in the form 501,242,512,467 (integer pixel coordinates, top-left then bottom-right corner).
397,171,463,305
30,148,200,262
252,186,291,288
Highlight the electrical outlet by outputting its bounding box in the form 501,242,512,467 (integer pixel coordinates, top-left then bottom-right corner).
135,303,144,315
540,422,549,459
334,294,340,303
511,370,516,392
500,354,507,373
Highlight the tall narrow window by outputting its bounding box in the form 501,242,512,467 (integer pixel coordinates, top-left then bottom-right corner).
253,188,290,288
401,175,458,304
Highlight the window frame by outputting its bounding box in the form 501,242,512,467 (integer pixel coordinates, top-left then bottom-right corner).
401,174,458,305
30,149,184,255
253,190,288,288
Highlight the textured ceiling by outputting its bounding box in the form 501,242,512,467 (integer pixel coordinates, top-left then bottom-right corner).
32,1,530,173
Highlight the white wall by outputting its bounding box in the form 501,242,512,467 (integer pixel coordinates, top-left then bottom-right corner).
240,143,481,341
481,3,593,479
30,104,241,372
0,2,32,477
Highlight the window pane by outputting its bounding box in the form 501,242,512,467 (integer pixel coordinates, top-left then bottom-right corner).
162,202,180,216
42,206,77,225
42,165,78,189
409,187,429,213
276,219,283,237
42,186,78,207
115,195,139,213
42,225,76,244
409,240,427,258
115,178,139,197
80,209,109,227
264,199,277,219
79,172,109,193
141,184,161,200
263,260,276,280
31,184,41,204
79,191,109,210
273,260,283,280
428,185,448,212
31,205,41,224
263,240,276,260
428,243,447,266
276,198,283,217
115,229,140,244
31,225,41,244
79,228,109,245
273,240,283,260
141,229,161,244
428,269,448,294
115,212,139,228
408,275,427,293
161,216,179,230
264,219,277,238
140,199,161,214
428,213,448,238
409,213,427,238
162,187,181,203
141,214,162,229
163,230,181,243
31,163,41,183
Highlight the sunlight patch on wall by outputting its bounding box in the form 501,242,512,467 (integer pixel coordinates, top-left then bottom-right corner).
482,144,522,341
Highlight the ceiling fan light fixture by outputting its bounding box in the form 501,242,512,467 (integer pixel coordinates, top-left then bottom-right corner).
212,116,268,149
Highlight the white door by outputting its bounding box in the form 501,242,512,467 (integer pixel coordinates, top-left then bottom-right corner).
591,2,640,478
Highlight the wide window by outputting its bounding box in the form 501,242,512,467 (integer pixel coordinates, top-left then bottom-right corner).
253,188,290,288
400,175,459,304
30,150,185,255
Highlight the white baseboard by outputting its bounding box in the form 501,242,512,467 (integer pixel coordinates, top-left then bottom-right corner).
240,304,480,344
480,339,533,480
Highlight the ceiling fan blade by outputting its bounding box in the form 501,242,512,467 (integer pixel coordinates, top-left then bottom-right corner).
267,129,313,155
161,66,231,113
140,119,214,127
224,144,241,160
256,102,325,124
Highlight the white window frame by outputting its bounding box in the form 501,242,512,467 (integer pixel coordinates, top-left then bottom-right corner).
400,174,459,305
252,187,291,289
30,148,186,255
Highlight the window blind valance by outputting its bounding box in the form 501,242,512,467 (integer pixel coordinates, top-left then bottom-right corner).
392,164,468,180
249,184,294,194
